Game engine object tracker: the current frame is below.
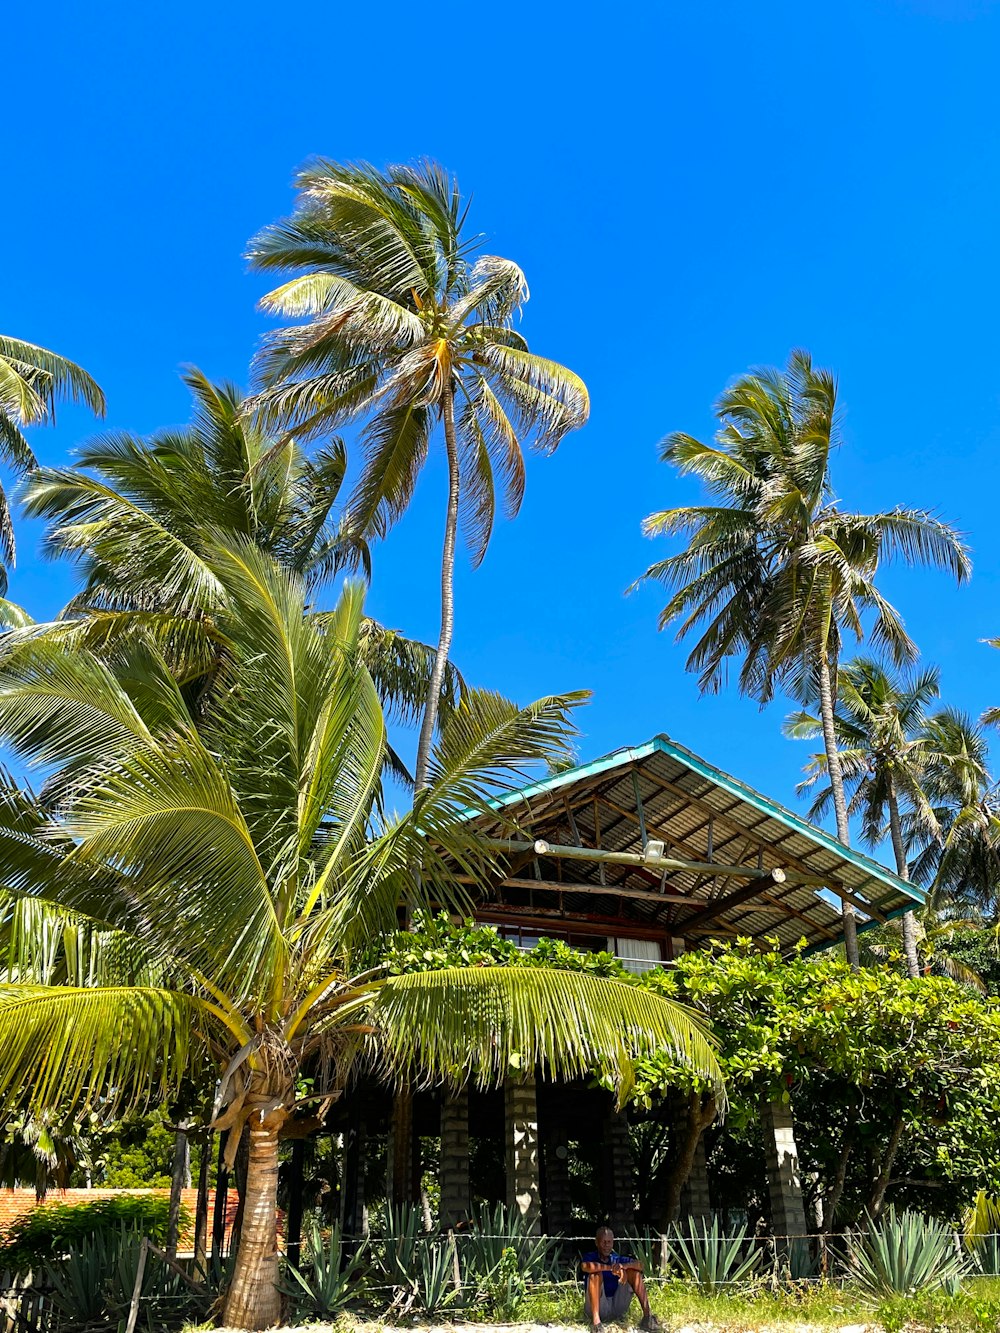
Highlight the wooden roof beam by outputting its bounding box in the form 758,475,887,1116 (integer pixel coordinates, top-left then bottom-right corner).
480,836,796,882
453,874,696,906
635,767,888,914
676,869,788,932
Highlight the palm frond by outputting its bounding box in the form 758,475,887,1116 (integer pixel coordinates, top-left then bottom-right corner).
370,966,723,1103
0,337,105,423
0,985,196,1115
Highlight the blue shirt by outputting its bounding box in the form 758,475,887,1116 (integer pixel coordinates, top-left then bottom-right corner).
581,1250,635,1297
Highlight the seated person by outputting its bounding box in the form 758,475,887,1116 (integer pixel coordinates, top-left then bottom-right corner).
580,1225,660,1332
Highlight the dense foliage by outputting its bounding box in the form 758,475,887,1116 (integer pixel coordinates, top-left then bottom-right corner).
390,916,1000,1226
0,1194,178,1274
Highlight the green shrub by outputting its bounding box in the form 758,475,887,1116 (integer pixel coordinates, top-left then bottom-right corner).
0,1194,181,1274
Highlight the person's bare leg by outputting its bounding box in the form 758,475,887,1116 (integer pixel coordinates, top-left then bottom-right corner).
586,1273,604,1327
624,1270,650,1317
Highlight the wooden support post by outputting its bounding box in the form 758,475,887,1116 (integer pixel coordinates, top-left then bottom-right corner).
387,1089,414,1208
286,1138,305,1270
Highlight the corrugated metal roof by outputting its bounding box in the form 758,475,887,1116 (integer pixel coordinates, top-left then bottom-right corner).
459,734,923,953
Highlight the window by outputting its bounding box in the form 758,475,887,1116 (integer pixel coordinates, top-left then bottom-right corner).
607,937,663,974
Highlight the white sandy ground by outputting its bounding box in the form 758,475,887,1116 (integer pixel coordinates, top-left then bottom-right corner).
209,1321,878,1333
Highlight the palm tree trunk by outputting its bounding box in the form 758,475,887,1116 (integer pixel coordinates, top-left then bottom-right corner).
220,1118,284,1331
817,651,860,968
887,782,921,979
414,377,460,794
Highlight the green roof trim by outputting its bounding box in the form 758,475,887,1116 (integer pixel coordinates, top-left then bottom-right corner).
468,732,924,910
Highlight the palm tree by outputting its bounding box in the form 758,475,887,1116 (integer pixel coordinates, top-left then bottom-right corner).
0,1111,94,1198
0,335,104,590
785,657,942,976
635,350,971,964
246,159,589,790
906,708,1000,918
19,368,457,741
0,542,720,1330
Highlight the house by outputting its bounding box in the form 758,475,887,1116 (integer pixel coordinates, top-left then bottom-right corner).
342,734,922,1239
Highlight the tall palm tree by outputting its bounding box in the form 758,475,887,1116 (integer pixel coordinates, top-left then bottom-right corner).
906,708,1000,918
19,368,457,739
0,542,721,1330
0,335,104,590
246,159,589,790
635,350,971,964
785,657,942,976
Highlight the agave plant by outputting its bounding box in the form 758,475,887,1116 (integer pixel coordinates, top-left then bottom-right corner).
845,1208,967,1300
417,1236,463,1315
622,1228,666,1278
282,1220,367,1320
459,1200,554,1283
665,1215,760,1291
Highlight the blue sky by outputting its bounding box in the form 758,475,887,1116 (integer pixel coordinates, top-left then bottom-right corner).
6,0,1000,842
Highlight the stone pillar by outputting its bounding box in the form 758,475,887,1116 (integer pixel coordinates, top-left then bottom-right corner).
761,1098,807,1240
505,1076,541,1231
603,1110,636,1231
387,1089,413,1208
440,1089,471,1227
679,1130,712,1224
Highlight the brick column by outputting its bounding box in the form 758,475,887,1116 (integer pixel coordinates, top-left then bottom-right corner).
762,1098,807,1240
505,1076,541,1231
543,1130,573,1234
603,1109,635,1231
386,1089,413,1207
439,1089,471,1227
679,1130,711,1224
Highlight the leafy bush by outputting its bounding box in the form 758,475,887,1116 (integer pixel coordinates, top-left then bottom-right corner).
478,1245,529,1319
846,1207,968,1300
664,1215,760,1291
0,1194,180,1274
282,1220,368,1320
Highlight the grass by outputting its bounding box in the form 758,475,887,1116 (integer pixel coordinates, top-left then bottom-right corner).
194,1276,1000,1333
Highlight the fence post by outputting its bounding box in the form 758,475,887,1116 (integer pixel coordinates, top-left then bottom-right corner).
124,1235,149,1333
